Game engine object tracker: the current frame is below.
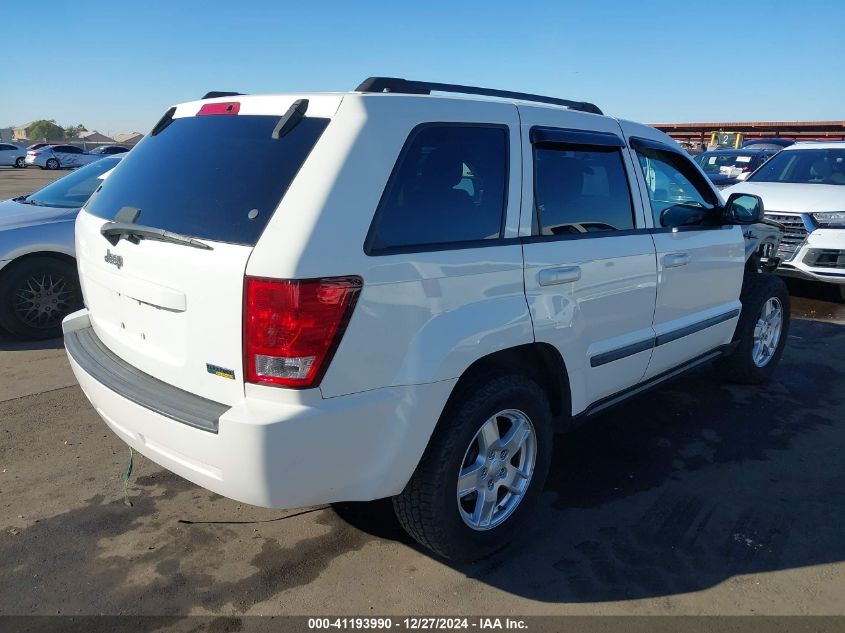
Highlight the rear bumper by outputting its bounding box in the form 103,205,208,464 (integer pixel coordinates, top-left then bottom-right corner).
63,309,456,508
778,228,845,285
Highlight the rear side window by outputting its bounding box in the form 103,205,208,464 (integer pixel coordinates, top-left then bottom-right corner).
365,124,508,254
534,147,634,235
85,114,329,245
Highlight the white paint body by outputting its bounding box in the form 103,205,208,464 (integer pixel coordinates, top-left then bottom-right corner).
65,91,747,509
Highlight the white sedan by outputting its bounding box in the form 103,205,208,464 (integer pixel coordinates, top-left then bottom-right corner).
0,143,26,168
24,144,106,170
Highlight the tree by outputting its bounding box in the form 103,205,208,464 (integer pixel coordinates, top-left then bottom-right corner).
63,124,88,139
27,119,65,141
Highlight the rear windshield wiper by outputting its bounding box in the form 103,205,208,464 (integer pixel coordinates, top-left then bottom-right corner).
100,221,213,250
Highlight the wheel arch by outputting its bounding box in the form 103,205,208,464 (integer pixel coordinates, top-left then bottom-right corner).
0,250,78,279
442,342,571,427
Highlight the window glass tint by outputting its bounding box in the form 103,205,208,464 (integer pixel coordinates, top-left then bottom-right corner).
367,125,507,252
27,156,120,208
534,147,634,235
636,147,715,227
85,115,329,245
749,148,845,185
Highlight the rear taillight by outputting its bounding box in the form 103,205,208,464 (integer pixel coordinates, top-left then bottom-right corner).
243,276,362,388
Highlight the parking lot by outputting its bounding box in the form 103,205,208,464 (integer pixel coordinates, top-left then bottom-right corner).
1,167,845,617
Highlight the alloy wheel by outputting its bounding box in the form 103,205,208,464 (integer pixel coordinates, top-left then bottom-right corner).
752,296,783,367
13,272,75,330
456,409,537,530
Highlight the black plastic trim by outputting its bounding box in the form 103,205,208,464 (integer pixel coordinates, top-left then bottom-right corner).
364,122,511,257
629,135,689,157
520,228,648,245
65,326,228,434
655,309,740,346
578,344,735,419
355,77,603,115
530,127,624,148
201,91,244,99
587,308,740,368
590,338,655,368
366,237,521,257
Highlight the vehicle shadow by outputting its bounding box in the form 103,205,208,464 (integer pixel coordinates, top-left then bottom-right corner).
0,330,63,351
336,317,845,602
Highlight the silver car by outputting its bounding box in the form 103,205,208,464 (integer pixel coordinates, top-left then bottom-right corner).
0,143,26,168
24,144,106,170
0,156,121,339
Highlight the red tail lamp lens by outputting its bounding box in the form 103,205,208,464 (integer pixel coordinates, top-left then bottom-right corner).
243,276,362,388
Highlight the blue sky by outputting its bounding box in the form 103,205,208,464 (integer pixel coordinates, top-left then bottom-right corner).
2,0,842,134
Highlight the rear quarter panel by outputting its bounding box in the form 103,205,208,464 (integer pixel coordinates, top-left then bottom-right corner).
246,95,533,398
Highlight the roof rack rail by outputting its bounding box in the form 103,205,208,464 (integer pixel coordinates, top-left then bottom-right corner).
355,77,603,115
201,91,244,99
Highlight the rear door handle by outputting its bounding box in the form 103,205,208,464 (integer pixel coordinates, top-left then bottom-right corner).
663,252,691,268
538,265,582,286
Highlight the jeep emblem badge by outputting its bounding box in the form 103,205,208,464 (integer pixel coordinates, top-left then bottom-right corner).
104,249,124,269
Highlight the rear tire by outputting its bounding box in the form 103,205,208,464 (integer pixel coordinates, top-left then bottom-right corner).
718,273,789,384
46,158,59,170
393,373,553,562
837,285,845,304
0,257,82,340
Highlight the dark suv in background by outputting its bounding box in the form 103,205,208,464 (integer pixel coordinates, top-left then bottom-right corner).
694,148,780,188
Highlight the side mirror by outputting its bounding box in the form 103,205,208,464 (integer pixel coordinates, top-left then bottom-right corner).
724,193,764,224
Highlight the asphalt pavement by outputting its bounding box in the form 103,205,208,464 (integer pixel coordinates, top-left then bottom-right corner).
1,166,844,617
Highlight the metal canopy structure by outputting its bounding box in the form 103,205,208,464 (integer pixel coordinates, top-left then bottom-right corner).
653,120,845,141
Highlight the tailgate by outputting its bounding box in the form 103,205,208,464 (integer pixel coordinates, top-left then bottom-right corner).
72,96,337,406
76,210,250,406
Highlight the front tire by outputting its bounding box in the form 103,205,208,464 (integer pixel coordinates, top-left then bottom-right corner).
46,158,59,170
0,257,82,339
393,374,553,561
837,285,845,304
719,273,789,384
14,157,25,168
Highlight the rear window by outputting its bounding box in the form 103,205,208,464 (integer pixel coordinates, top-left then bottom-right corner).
85,114,329,245
695,153,757,174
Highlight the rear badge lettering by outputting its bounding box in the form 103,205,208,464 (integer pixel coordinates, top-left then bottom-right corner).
104,249,124,269
207,363,236,380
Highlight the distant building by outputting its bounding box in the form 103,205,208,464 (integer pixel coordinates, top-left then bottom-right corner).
77,130,115,143
113,132,144,145
12,122,37,141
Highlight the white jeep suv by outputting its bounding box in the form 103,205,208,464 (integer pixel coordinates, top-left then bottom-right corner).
63,78,788,561
723,141,845,301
